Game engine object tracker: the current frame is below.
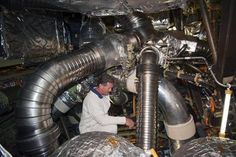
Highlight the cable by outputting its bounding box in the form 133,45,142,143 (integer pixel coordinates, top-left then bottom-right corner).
168,56,236,88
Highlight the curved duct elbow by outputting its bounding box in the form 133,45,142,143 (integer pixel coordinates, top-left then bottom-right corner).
128,12,156,43
158,77,195,149
118,12,156,44
16,33,139,156
158,77,191,125
16,46,105,156
126,71,195,148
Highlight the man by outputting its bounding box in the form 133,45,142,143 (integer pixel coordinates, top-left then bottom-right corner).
79,74,134,134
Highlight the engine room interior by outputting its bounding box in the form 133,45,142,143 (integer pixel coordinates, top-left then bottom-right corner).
0,0,236,156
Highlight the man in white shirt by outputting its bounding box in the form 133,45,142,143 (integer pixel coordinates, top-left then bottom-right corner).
79,74,134,134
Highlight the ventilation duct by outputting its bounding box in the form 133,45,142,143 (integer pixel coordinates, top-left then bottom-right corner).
136,46,160,151
126,71,196,152
15,33,140,156
15,11,198,156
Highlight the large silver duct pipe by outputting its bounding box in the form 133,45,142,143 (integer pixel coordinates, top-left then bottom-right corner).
16,46,105,157
126,70,196,152
15,34,140,157
15,12,154,156
158,78,196,151
136,46,160,151
117,12,157,44
158,78,192,126
126,12,156,43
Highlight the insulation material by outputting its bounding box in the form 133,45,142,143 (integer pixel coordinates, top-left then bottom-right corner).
173,137,236,157
0,10,70,62
51,132,146,157
46,0,188,16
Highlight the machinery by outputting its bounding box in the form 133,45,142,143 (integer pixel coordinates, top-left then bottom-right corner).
0,0,236,156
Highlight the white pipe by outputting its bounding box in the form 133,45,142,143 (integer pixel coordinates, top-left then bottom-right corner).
219,88,233,138
164,115,196,140
126,69,138,94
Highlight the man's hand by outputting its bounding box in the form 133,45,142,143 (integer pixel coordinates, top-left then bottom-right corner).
125,118,135,129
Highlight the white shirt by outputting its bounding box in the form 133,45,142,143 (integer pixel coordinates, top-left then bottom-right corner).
79,90,126,134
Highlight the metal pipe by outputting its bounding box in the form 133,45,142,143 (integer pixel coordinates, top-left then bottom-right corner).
158,77,196,151
126,69,196,151
127,12,156,43
16,46,105,157
136,46,159,151
127,13,160,149
168,57,236,88
158,78,190,125
15,12,152,156
198,0,217,65
16,34,139,157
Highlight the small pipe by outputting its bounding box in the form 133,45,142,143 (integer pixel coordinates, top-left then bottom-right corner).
168,57,236,88
198,0,217,65
164,70,202,85
148,148,159,157
132,95,136,116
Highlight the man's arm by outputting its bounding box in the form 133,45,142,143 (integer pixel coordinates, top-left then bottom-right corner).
84,97,125,125
84,94,134,127
93,114,126,125
91,109,134,128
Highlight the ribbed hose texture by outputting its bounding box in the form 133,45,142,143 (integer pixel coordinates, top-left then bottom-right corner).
15,12,152,156
136,50,159,151
126,12,156,43
16,47,105,157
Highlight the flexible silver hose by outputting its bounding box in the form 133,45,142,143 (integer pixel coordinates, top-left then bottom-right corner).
136,47,159,151
16,46,105,157
15,34,140,156
127,68,195,152
16,12,152,156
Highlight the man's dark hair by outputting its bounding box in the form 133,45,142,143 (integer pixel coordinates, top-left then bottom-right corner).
96,74,114,86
